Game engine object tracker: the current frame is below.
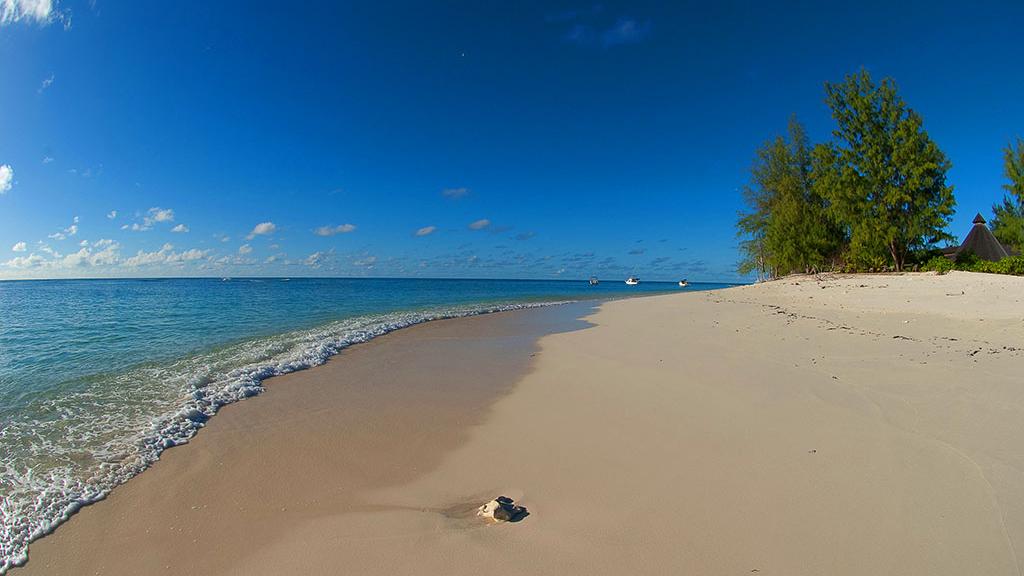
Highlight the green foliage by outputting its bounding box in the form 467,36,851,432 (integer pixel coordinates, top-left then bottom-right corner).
991,138,1024,251
734,69,968,277
815,69,956,271
954,250,981,267
903,246,946,269
1004,137,1024,198
736,235,768,278
736,116,845,278
920,254,1024,276
976,255,1024,275
737,178,771,279
920,256,954,274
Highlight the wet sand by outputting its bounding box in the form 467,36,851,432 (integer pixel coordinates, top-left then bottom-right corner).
15,302,595,575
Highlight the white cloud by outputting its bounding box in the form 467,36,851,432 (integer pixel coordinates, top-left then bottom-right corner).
37,73,54,93
238,244,253,255
88,240,121,265
60,248,91,267
0,237,215,275
0,164,12,194
48,216,79,240
166,248,208,263
59,239,121,267
304,251,328,268
11,241,26,252
0,0,58,26
2,238,121,271
148,207,174,223
313,223,356,236
106,210,117,219
125,207,175,231
3,253,45,268
42,156,54,164
246,221,276,240
353,255,377,267
171,224,189,233
415,225,437,237
468,218,491,230
123,243,206,267
124,243,174,267
442,187,469,199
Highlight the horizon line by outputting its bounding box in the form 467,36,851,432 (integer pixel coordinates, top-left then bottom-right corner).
0,274,742,285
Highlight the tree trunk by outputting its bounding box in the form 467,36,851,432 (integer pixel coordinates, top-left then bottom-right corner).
889,241,903,272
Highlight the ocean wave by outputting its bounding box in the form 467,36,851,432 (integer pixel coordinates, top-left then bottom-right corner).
0,300,567,573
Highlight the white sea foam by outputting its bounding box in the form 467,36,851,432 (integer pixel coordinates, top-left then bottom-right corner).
0,301,567,573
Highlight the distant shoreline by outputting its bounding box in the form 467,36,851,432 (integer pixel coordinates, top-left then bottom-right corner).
0,275,749,284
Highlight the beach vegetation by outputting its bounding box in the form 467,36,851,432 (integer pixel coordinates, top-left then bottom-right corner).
990,138,1024,252
737,116,845,279
738,69,958,277
816,69,956,272
920,253,1024,276
920,255,955,274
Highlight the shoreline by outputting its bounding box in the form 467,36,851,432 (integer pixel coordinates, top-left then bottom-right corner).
12,301,600,575
14,272,1024,575
0,295,593,574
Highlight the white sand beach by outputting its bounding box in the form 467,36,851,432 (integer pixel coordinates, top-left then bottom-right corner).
16,272,1024,575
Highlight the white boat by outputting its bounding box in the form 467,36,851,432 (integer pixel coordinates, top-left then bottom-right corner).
589,276,599,286
678,279,688,287
625,277,640,285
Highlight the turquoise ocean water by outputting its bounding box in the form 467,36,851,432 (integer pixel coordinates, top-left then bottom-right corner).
0,277,734,571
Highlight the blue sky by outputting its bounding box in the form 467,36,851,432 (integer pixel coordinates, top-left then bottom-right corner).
1,1,1022,281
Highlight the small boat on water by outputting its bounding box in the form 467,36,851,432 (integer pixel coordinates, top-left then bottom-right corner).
625,277,640,285
589,276,599,286
678,279,688,287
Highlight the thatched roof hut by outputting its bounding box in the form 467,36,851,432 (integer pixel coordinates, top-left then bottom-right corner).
948,213,1013,262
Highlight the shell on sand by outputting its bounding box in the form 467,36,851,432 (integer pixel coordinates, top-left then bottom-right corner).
477,496,527,522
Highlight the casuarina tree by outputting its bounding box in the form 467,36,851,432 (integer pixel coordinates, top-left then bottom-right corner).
991,138,1024,252
815,70,955,271
737,116,844,277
